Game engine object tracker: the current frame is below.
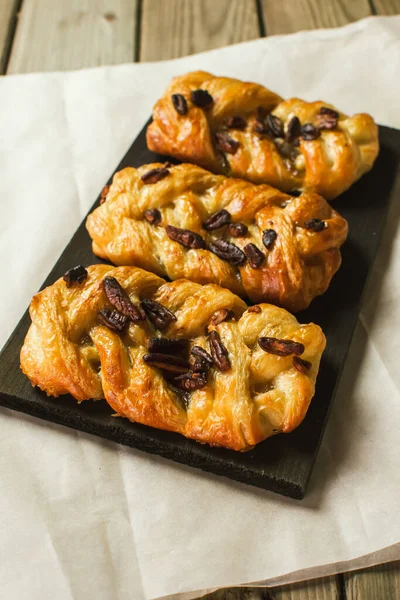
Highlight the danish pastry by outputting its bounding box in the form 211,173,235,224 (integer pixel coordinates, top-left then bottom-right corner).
20,265,326,451
146,71,379,199
86,162,348,313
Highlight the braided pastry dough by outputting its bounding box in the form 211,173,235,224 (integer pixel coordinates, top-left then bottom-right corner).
20,265,326,451
86,163,348,313
146,71,379,200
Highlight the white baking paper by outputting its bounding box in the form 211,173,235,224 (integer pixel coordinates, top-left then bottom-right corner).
1,16,400,600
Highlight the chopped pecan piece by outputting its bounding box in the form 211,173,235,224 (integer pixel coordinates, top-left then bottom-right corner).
266,114,284,138
228,222,248,237
191,89,213,108
262,229,277,250
174,371,209,391
209,239,246,267
141,299,177,330
147,337,188,355
98,308,129,332
301,123,321,141
293,356,312,373
208,330,230,372
103,276,146,322
171,93,188,115
315,106,339,130
191,346,214,366
143,353,189,374
210,308,234,326
144,208,162,225
203,209,231,231
225,115,246,129
216,131,240,154
248,305,261,313
304,218,326,232
63,265,88,288
286,116,301,142
165,225,206,249
100,185,110,204
141,167,170,184
243,243,265,269
258,337,305,357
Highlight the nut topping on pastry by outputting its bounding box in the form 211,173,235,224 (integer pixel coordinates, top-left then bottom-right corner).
100,185,110,204
165,225,206,249
143,353,190,374
20,265,326,451
144,208,162,225
293,356,312,373
209,238,247,267
141,167,170,184
304,218,326,232
258,336,305,357
98,308,129,332
262,229,277,249
141,298,177,330
103,276,146,322
248,305,261,313
63,265,88,288
228,222,248,237
171,93,188,115
147,71,379,199
243,244,265,269
208,330,230,372
210,308,234,326
190,89,213,107
215,131,240,154
203,209,231,230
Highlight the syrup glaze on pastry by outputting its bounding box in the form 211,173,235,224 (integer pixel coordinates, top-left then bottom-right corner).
20,265,326,451
86,162,348,313
146,71,379,199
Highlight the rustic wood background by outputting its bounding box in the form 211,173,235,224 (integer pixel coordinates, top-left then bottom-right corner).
1,1,400,598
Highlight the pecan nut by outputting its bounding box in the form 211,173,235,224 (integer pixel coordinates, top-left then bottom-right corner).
262,229,277,250
147,337,188,355
266,114,284,138
215,131,240,154
286,116,301,142
203,209,231,231
243,243,265,269
293,356,312,373
315,106,339,130
258,337,305,357
174,371,208,391
210,308,234,326
225,115,246,129
209,239,247,266
191,346,214,366
191,89,213,108
165,225,206,249
304,218,326,232
248,305,261,313
171,93,188,115
301,123,321,141
103,276,146,322
208,330,230,371
143,353,189,374
228,222,248,237
98,308,129,332
141,167,170,184
63,265,88,288
144,208,162,225
141,299,177,330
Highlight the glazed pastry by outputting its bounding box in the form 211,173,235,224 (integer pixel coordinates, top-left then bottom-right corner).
86,163,348,313
146,71,379,199
20,265,326,451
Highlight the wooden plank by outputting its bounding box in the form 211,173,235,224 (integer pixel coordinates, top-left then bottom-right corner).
373,0,400,13
7,0,138,74
259,0,372,35
198,576,340,599
344,561,400,599
0,0,19,73
139,0,260,62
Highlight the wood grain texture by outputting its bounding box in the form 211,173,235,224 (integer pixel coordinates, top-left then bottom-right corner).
260,0,372,35
373,0,400,14
7,0,138,74
344,561,400,599
0,0,19,73
140,0,260,61
198,576,340,599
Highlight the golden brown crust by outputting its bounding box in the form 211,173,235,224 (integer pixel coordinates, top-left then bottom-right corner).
20,265,326,451
86,163,348,313
146,71,379,200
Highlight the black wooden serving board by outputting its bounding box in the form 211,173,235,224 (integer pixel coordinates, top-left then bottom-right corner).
1,123,399,499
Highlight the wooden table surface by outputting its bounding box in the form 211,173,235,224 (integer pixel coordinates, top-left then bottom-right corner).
1,1,400,598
